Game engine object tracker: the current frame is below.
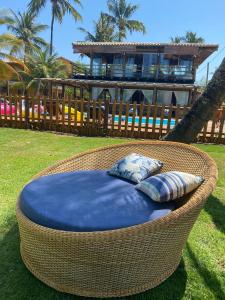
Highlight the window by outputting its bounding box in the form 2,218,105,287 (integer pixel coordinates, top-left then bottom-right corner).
159,54,170,75
157,90,189,106
113,55,123,77
142,54,158,78
125,55,136,78
92,55,103,77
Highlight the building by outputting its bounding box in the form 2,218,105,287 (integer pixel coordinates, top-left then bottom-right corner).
70,42,218,105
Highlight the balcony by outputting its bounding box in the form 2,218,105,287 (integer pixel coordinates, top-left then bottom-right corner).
73,64,194,83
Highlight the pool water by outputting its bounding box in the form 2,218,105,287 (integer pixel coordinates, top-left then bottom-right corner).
114,116,176,127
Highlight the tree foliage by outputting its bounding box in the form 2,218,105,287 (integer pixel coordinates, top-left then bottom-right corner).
104,0,146,42
28,0,82,54
22,46,68,84
0,9,48,62
78,13,118,42
170,31,205,43
0,33,28,80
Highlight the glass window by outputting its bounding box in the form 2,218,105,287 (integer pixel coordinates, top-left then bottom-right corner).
179,58,193,79
92,87,104,100
92,56,102,76
113,55,123,77
142,54,158,78
123,89,136,102
174,91,189,106
125,55,136,78
157,90,172,105
157,90,189,106
142,90,154,104
159,54,170,75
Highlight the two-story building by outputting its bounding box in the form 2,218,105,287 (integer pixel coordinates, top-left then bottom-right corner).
70,42,218,106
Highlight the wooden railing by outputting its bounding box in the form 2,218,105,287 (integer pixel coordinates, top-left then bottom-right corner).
0,95,224,144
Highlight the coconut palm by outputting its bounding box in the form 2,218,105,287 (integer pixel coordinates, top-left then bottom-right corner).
170,36,182,43
0,34,28,80
78,13,117,42
18,47,68,94
170,32,205,44
184,31,205,43
104,0,146,42
0,9,48,62
28,0,82,55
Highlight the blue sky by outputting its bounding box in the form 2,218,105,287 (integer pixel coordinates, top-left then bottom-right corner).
0,0,225,82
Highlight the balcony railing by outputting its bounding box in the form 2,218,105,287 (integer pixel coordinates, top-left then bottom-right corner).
73,64,193,82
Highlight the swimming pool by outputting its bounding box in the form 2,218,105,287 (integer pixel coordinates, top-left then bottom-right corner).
114,116,176,127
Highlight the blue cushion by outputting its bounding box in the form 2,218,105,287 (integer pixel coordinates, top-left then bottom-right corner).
19,170,175,232
108,153,163,183
136,171,204,202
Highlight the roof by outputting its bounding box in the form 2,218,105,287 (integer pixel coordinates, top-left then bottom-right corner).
57,56,76,66
73,41,217,48
72,42,218,65
38,78,198,91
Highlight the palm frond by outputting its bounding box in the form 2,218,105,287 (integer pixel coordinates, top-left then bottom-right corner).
126,20,146,34
78,27,97,42
106,0,146,41
0,60,20,80
61,0,82,21
28,0,47,16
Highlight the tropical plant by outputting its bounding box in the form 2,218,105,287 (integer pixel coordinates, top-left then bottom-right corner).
19,47,68,94
28,0,82,55
170,36,183,43
0,9,48,62
170,31,205,44
78,13,117,42
0,34,28,81
184,31,205,43
104,0,146,42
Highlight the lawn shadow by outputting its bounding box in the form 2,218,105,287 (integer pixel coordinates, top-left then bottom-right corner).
204,195,225,233
0,220,187,300
186,242,225,300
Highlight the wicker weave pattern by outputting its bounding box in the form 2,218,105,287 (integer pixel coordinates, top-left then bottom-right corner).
16,141,217,298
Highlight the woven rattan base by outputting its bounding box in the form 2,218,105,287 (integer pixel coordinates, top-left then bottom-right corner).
16,141,217,297
21,246,180,297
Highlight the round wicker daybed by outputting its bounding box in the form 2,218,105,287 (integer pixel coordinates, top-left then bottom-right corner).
16,141,217,298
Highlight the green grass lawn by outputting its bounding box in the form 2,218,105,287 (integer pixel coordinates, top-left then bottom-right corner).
0,128,224,300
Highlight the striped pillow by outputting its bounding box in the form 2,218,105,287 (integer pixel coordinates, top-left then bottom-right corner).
136,171,204,202
108,153,163,183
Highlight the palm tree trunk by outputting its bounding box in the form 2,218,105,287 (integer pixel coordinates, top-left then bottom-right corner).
50,10,55,55
24,44,28,64
163,57,225,143
35,79,41,97
118,32,122,42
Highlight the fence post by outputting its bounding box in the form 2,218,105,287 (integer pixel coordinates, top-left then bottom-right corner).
104,99,109,136
24,93,30,128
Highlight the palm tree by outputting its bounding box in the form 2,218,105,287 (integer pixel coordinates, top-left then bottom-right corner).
104,0,146,42
78,13,117,42
164,57,225,143
184,31,205,43
0,34,28,81
0,9,48,63
19,47,68,94
170,36,182,43
170,31,205,44
28,0,82,55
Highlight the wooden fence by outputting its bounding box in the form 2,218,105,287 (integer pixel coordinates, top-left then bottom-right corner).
0,95,225,144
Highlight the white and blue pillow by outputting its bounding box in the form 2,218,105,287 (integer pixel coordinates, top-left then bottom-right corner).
136,171,204,202
108,153,163,183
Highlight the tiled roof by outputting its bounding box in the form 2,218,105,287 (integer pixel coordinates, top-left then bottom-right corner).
72,41,218,48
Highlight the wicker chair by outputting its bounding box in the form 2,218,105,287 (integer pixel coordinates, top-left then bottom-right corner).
16,141,217,298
